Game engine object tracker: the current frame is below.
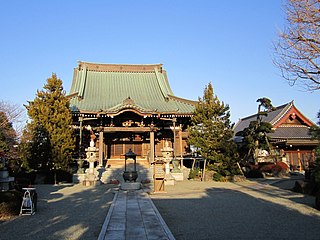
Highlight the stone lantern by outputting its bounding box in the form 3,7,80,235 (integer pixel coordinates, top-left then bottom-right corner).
83,139,100,186
123,149,138,182
161,140,175,185
161,140,173,174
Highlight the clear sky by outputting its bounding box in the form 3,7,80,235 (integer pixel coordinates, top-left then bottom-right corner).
0,0,319,124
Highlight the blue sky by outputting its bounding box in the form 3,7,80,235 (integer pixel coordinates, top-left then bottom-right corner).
0,0,319,123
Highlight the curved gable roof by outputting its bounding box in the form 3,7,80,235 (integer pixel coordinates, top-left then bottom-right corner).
69,61,196,115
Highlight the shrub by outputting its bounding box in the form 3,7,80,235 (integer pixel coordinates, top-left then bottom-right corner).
246,169,264,178
0,190,23,218
212,172,224,181
189,168,201,179
259,163,275,173
273,161,289,176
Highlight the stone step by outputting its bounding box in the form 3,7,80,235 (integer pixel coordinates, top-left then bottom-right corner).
106,159,150,167
100,164,154,184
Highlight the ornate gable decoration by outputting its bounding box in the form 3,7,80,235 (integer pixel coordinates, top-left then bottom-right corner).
123,97,135,105
107,97,154,116
273,104,314,128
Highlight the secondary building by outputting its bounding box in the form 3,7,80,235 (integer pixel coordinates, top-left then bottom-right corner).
233,101,318,171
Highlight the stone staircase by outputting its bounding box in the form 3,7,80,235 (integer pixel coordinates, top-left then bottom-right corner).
100,159,154,184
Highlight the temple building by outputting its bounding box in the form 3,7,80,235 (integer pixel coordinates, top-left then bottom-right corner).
69,61,196,170
233,101,318,171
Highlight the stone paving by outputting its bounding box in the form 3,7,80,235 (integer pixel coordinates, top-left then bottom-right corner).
98,189,175,240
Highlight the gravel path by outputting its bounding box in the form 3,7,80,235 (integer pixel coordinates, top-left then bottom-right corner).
0,184,115,240
150,178,320,240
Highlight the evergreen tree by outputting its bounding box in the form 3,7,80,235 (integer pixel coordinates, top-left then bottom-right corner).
236,97,274,163
0,111,18,169
187,83,240,176
26,73,75,171
310,111,320,183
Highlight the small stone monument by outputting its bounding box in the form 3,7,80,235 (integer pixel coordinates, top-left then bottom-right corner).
0,155,14,191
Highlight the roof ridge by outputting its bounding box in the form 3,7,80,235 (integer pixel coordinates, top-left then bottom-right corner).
154,68,170,99
239,101,292,122
277,124,310,128
77,61,163,72
270,101,293,125
168,94,198,106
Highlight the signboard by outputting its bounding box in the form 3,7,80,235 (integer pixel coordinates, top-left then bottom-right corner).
154,165,165,178
153,160,165,192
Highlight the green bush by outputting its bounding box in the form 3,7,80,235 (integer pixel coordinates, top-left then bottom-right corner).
189,168,201,179
212,172,224,181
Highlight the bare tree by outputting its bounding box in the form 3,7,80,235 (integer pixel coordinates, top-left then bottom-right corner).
274,0,320,91
0,100,26,139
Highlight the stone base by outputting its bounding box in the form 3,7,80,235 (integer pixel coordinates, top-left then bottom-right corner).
164,178,175,186
121,182,141,190
83,180,101,186
171,172,184,181
100,170,111,184
73,173,86,184
164,173,175,186
0,177,14,191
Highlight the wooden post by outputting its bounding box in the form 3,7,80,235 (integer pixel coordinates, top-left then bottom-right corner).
192,158,196,170
79,116,83,157
179,126,183,168
202,159,206,181
99,130,104,167
150,130,155,163
298,149,301,171
172,117,176,159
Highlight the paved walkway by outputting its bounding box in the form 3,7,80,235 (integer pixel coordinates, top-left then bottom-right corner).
98,189,175,240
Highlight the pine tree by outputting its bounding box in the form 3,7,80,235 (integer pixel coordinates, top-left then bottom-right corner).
236,97,274,163
26,73,75,171
187,83,240,176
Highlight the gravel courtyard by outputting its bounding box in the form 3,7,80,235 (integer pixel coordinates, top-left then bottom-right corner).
1,178,320,240
0,184,115,240
150,178,320,240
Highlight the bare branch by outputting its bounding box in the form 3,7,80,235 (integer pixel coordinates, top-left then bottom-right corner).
274,0,320,91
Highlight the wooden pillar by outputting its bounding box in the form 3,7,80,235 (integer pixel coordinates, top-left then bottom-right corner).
150,130,155,163
298,149,301,171
99,130,104,167
172,117,176,159
179,126,183,168
79,116,83,157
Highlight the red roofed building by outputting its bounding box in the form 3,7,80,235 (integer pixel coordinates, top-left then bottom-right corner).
233,101,318,171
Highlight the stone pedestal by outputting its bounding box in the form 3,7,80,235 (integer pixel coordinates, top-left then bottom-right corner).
171,172,184,181
0,164,14,191
121,182,141,190
73,173,86,184
164,173,175,186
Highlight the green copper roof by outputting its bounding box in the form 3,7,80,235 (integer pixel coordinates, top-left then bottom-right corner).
69,61,196,115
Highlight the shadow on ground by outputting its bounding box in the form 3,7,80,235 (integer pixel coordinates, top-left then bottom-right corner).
151,179,320,240
0,184,116,240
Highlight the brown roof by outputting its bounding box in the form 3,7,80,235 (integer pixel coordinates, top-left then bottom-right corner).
77,61,163,73
233,101,316,143
269,125,311,139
